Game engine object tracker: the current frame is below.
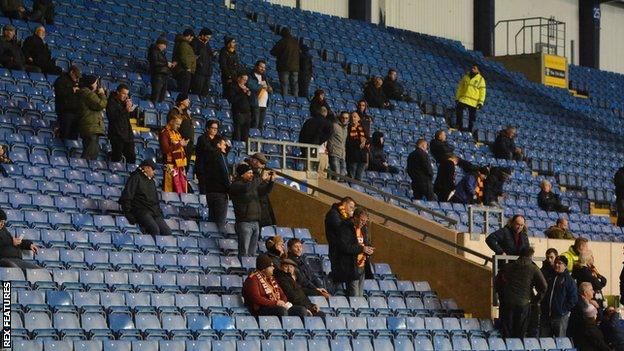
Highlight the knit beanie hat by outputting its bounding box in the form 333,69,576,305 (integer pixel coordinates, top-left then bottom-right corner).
0,209,6,221
183,28,194,37
236,163,252,177
555,255,568,267
175,93,189,104
266,235,283,250
224,36,235,46
81,75,98,88
256,253,273,271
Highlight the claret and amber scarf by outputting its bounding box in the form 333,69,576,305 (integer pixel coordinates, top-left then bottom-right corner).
250,271,282,301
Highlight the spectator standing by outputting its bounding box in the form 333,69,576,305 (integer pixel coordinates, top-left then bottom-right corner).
0,0,28,20
327,112,349,179
190,28,213,98
298,43,313,98
310,89,334,119
345,112,368,181
202,135,231,234
483,166,512,207
265,235,286,268
454,64,486,132
325,197,356,279
538,180,570,213
492,125,524,161
106,84,136,164
545,218,574,239
434,155,459,202
368,132,399,174
572,251,607,309
429,130,455,164
541,248,559,285
0,208,40,268
219,36,242,96
569,282,611,350
172,29,196,96
355,100,373,139
274,258,325,317
270,27,300,96
228,73,252,142
451,166,489,204
31,0,54,24
246,152,276,228
499,247,547,338
229,164,276,256
195,119,222,194
332,207,374,297
53,65,81,140
77,75,107,160
159,114,188,193
299,105,332,146
562,237,589,272
485,214,530,256
119,159,172,237
287,238,330,298
364,76,391,109
0,144,12,177
147,37,174,103
383,69,413,102
541,255,578,337
247,60,273,130
0,24,40,72
407,139,435,201
615,166,624,227
167,93,194,170
21,26,60,74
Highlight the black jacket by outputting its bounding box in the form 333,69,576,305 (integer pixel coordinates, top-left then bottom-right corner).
53,73,80,114
538,191,565,212
541,260,557,283
299,116,332,146
429,139,455,164
572,265,607,292
434,158,456,202
485,226,530,256
368,145,388,172
274,269,313,309
363,85,388,108
325,203,346,264
299,47,313,81
191,38,213,76
345,124,368,164
484,168,507,205
194,133,214,185
502,257,547,307
252,168,276,228
229,177,273,223
270,34,300,72
492,132,516,160
383,78,404,100
309,99,334,120
600,316,624,351
288,252,323,295
147,44,170,76
407,148,433,186
203,148,230,194
0,36,25,69
22,35,53,70
227,84,251,114
332,220,370,283
615,167,624,199
106,92,133,142
218,48,241,82
0,227,33,260
118,168,163,222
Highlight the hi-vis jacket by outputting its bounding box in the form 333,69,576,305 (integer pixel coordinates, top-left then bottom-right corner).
455,73,486,108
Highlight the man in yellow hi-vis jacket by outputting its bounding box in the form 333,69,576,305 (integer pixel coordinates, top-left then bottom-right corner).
455,64,486,132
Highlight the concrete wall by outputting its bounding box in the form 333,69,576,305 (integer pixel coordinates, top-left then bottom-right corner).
600,3,624,74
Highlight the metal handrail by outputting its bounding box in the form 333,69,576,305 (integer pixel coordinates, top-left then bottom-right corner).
246,138,320,172
274,169,492,265
468,205,504,240
325,169,457,227
493,17,566,56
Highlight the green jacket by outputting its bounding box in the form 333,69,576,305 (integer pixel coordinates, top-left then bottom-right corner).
173,35,196,74
78,88,107,137
544,226,574,240
562,245,581,272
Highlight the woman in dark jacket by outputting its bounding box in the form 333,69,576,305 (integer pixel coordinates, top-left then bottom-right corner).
309,89,334,120
572,251,607,309
368,132,398,174
434,155,458,202
345,112,368,181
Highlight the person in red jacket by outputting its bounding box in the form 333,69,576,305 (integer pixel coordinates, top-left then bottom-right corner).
242,253,309,317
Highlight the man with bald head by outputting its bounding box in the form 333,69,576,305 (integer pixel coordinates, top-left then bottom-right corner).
22,25,61,74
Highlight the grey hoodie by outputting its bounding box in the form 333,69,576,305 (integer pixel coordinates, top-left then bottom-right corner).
327,120,348,159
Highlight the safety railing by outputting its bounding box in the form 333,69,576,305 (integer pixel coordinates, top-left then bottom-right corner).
494,17,566,56
468,205,505,240
246,138,320,172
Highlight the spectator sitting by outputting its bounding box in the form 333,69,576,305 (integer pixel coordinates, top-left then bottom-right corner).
572,250,607,310
245,153,275,228
569,282,610,349
218,36,242,96
492,125,524,161
106,84,136,164
383,69,413,102
270,27,300,96
77,75,107,160
451,166,489,204
242,253,308,317
53,65,81,140
195,119,222,194
298,43,313,98
118,159,172,237
247,59,273,130
332,207,374,297
327,111,349,179
190,28,213,98
287,238,330,298
429,130,455,164
538,180,570,213
600,307,624,350
485,214,530,256
0,208,40,268
227,73,252,142
167,93,194,170
229,164,276,256
407,139,435,201
368,131,398,174
434,155,459,202
364,76,392,109
274,258,325,317
0,24,40,72
265,235,286,268
325,197,356,275
355,100,373,138
159,113,189,193
0,144,13,177
541,248,558,283
540,255,578,337
172,28,196,95
562,237,589,272
310,89,335,120
201,135,231,234
0,0,28,20
21,26,60,74
545,218,575,239
31,0,54,24
345,112,368,181
483,166,512,207
147,37,174,103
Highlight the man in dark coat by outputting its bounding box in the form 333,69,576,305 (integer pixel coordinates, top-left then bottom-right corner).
616,167,624,227
147,37,173,103
483,167,511,206
21,25,60,74
53,65,81,140
383,69,413,102
355,100,373,139
0,208,40,268
227,73,252,142
331,207,374,297
106,84,136,164
541,255,578,337
434,155,459,202
195,119,221,194
118,160,172,237
299,105,332,146
31,0,54,24
364,76,392,109
538,180,570,213
407,139,436,201
492,125,524,161
271,27,300,96
429,130,455,164
486,214,530,256
287,238,330,298
246,153,276,228
191,28,213,98
325,197,355,277
219,36,242,96
0,0,28,20
274,258,325,317
0,24,40,72
172,29,196,96
298,43,313,98
203,136,230,234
